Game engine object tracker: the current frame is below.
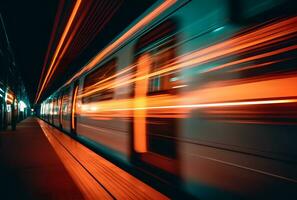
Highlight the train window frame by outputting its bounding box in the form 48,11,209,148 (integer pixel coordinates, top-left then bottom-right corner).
134,18,180,96
61,87,71,116
53,96,58,116
82,58,117,104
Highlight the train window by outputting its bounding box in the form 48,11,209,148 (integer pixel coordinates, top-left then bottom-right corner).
58,93,63,125
53,97,58,115
82,58,116,103
62,87,70,115
135,19,179,95
148,39,177,94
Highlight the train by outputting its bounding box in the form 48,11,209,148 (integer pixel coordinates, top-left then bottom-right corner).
40,0,297,199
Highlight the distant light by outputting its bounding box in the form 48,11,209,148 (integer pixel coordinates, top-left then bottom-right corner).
213,26,224,32
31,109,34,112
19,101,27,112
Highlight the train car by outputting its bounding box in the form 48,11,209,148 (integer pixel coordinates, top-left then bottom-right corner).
41,0,297,199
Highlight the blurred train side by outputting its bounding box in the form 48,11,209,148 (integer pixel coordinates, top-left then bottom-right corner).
40,0,297,199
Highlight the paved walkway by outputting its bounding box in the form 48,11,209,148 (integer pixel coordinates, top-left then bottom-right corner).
0,117,83,200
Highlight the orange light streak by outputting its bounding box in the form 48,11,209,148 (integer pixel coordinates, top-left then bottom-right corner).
59,96,63,126
133,54,151,153
65,0,177,86
38,11,297,131
36,0,66,100
78,96,297,120
228,60,279,73
78,16,297,99
71,85,78,130
85,64,135,91
77,75,297,120
35,0,82,103
203,45,297,73
114,99,297,111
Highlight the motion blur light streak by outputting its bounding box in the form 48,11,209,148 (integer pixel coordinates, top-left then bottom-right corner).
35,0,82,103
71,85,78,130
134,54,151,152
115,99,297,111
204,44,297,73
79,97,297,114
59,95,63,125
65,0,177,86
39,1,297,198
36,0,66,100
78,16,297,100
36,0,176,104
76,13,297,125
228,60,280,73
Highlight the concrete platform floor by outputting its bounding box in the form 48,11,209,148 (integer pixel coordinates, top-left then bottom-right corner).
0,117,169,200
0,117,83,200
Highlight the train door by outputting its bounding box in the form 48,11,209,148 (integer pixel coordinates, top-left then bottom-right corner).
50,98,54,124
61,87,72,133
46,99,51,122
71,81,79,134
132,19,180,175
58,92,64,129
52,97,59,127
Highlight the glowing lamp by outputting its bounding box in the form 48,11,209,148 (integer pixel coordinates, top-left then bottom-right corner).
19,101,27,112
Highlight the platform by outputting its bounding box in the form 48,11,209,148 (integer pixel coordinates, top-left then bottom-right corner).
0,117,168,199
